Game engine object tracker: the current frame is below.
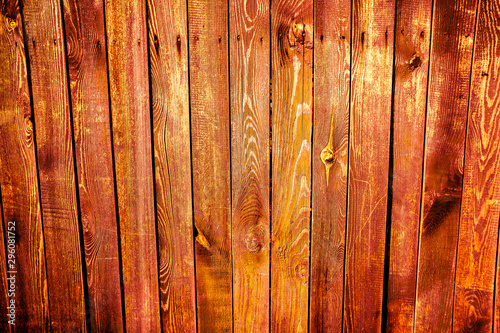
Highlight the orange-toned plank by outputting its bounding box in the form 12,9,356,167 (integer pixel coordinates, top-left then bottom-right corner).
385,0,432,331
0,1,49,331
104,0,161,330
22,0,87,330
343,0,395,331
147,0,197,330
61,0,124,331
453,0,500,331
188,0,232,331
271,0,313,331
230,0,270,331
414,0,478,331
309,0,350,330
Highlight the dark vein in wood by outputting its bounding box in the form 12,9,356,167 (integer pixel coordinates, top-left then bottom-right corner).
101,1,127,330
493,214,500,333
381,1,399,330
58,0,91,329
412,0,435,329
450,0,481,329
269,1,273,332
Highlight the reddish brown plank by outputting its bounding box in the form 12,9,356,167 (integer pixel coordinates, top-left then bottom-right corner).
414,0,478,331
343,0,395,331
61,0,124,331
385,0,432,331
453,0,500,331
0,1,49,331
0,194,11,332
187,0,232,331
310,0,350,331
271,0,313,331
22,0,87,330
104,0,161,331
230,0,270,331
147,0,197,330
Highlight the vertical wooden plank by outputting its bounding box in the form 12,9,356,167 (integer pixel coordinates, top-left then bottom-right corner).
188,0,232,331
147,0,197,330
0,0,49,330
22,0,87,330
104,0,161,331
453,0,500,331
309,0,350,330
343,0,395,331
61,0,124,331
230,0,270,331
414,0,478,331
0,195,11,332
271,0,313,331
385,0,432,331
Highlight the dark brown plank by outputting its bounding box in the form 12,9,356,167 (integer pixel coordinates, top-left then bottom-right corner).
310,0,350,330
343,0,395,331
0,193,11,332
61,0,124,331
0,1,49,331
22,0,87,330
414,0,478,331
104,0,161,330
147,0,197,330
385,0,432,331
187,0,232,331
453,0,500,331
271,0,313,331
230,0,270,331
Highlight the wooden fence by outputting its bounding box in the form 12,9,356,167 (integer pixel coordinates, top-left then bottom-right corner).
0,0,499,331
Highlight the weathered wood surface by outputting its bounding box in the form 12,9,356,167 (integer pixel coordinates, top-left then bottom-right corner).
147,0,197,330
385,0,432,331
271,0,313,331
61,0,124,331
230,0,270,331
188,0,233,331
453,0,500,331
309,0,350,331
414,0,478,331
0,1,49,331
104,0,161,331
22,0,87,330
343,0,395,332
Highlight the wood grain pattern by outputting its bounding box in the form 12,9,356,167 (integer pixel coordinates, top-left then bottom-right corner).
0,192,11,333
104,0,161,331
230,0,270,331
343,0,395,331
147,0,197,330
61,0,124,331
414,0,478,331
453,0,500,331
271,0,313,331
188,0,233,331
309,0,350,330
385,0,432,331
22,0,87,330
0,1,49,330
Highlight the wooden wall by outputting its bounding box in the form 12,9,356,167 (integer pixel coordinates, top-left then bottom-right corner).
0,0,499,331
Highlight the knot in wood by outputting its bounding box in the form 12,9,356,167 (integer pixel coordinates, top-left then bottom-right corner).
408,53,422,70
321,147,335,165
295,262,309,285
244,225,265,253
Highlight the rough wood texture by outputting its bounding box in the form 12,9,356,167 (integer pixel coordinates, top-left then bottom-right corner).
61,0,124,331
343,0,395,331
309,0,350,331
230,0,270,331
271,0,313,331
188,0,233,331
453,0,500,331
414,0,478,331
22,0,87,330
385,0,432,331
0,194,11,333
104,0,161,330
147,0,197,330
0,1,49,330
